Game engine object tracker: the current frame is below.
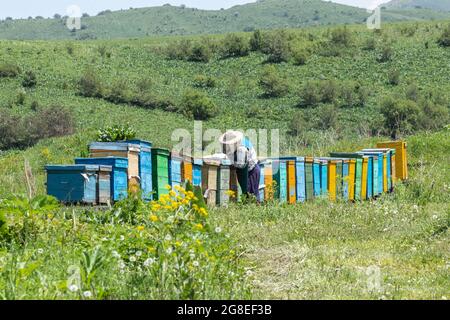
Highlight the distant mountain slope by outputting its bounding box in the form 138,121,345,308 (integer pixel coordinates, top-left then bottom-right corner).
385,0,450,12
0,0,449,40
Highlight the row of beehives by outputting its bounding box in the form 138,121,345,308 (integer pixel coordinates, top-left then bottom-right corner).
45,140,407,205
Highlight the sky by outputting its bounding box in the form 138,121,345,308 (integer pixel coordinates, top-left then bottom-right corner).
0,0,393,19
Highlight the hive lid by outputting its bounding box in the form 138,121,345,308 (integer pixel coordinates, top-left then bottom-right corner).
152,148,170,156
90,142,141,152
193,158,203,165
75,157,129,168
329,152,364,159
361,148,393,153
126,139,152,148
45,164,100,171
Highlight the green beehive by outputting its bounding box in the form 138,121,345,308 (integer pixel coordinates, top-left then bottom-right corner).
305,157,314,201
151,148,170,200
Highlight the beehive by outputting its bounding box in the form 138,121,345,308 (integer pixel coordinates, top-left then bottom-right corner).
218,159,232,206
305,157,314,201
170,152,183,191
362,149,394,193
89,142,140,193
75,157,128,202
280,157,297,204
261,159,273,201
202,158,220,206
347,159,356,201
342,159,350,200
295,157,306,203
361,156,369,200
258,160,266,202
272,159,287,202
313,159,321,197
46,165,112,205
358,151,382,197
151,148,170,200
318,159,328,198
193,159,203,187
327,160,338,201
390,149,397,189
376,141,408,181
335,159,343,199
181,155,194,184
127,140,153,201
329,153,363,201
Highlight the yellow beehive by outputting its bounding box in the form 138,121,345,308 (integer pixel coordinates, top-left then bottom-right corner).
361,157,368,200
348,159,356,201
287,160,296,204
382,154,388,193
264,163,274,201
377,141,408,181
182,155,193,184
328,160,337,202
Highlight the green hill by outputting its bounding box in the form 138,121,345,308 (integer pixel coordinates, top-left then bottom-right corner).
1,0,450,40
385,0,450,11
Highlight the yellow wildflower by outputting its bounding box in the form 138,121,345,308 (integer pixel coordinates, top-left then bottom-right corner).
174,185,182,191
137,226,145,232
199,208,208,217
169,190,177,198
150,215,159,222
147,246,156,253
151,203,161,212
165,185,172,190
194,223,204,231
175,241,182,247
171,202,180,210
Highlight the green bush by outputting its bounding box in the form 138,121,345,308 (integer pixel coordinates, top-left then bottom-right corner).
363,37,376,51
418,98,449,131
188,43,212,63
315,104,339,130
259,65,289,98
249,30,264,51
22,70,37,88
262,30,291,63
299,81,321,107
292,46,309,65
330,26,352,47
377,45,393,62
388,69,401,85
193,74,217,88
106,80,133,104
165,39,192,60
319,80,339,103
221,34,249,58
180,90,217,120
0,63,21,78
78,70,103,98
381,97,421,138
437,25,450,47
97,124,136,142
15,89,27,105
405,83,419,101
288,111,310,136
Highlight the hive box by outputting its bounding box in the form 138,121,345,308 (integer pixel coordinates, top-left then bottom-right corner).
75,157,128,202
89,142,141,194
127,140,153,200
358,151,383,196
260,159,273,202
280,157,297,204
151,148,170,200
170,152,183,191
202,158,221,206
272,159,288,202
377,141,407,181
361,149,394,193
218,159,232,206
181,155,194,185
45,165,112,205
295,157,306,203
304,157,314,201
193,159,203,187
329,153,364,201
318,159,328,198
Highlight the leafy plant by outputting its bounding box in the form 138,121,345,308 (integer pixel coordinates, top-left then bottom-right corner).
221,33,249,58
96,124,136,142
437,24,450,47
22,70,37,88
259,65,289,98
180,90,217,120
0,63,21,78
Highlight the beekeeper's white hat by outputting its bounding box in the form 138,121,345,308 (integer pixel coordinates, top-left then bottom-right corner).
219,130,244,146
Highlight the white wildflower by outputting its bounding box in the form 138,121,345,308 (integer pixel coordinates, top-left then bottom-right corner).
143,258,155,267
165,234,172,241
37,248,44,254
83,291,92,298
166,247,173,255
120,235,125,241
68,284,78,292
432,215,438,220
215,227,222,233
136,251,142,257
192,261,199,267
129,256,137,262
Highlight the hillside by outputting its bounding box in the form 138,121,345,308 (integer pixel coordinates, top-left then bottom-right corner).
385,0,450,12
1,0,450,40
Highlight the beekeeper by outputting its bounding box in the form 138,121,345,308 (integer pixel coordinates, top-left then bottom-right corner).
219,130,261,201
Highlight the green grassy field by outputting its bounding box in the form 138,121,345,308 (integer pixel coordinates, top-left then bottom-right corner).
0,20,449,299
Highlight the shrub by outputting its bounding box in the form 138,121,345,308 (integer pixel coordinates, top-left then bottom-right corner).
188,43,212,63
405,83,419,101
288,111,309,136
221,34,249,58
165,39,192,60
259,65,288,98
15,89,27,105
28,106,75,141
437,25,450,47
381,97,421,138
315,104,339,130
377,45,393,62
136,78,153,93
388,69,401,85
78,70,103,98
0,111,24,150
193,74,217,88
262,30,291,63
0,63,20,78
180,90,217,120
106,80,133,104
22,70,37,88
319,80,339,103
292,47,309,65
97,124,136,142
300,81,321,107
330,26,352,47
418,98,449,131
249,30,264,51
135,94,176,111
363,37,376,51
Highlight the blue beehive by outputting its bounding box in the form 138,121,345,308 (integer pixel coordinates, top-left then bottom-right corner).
295,157,306,203
45,165,111,204
193,159,203,187
127,140,153,201
170,152,183,191
75,157,128,202
272,159,287,202
313,159,321,197
319,159,328,197
342,160,349,200
259,160,266,202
